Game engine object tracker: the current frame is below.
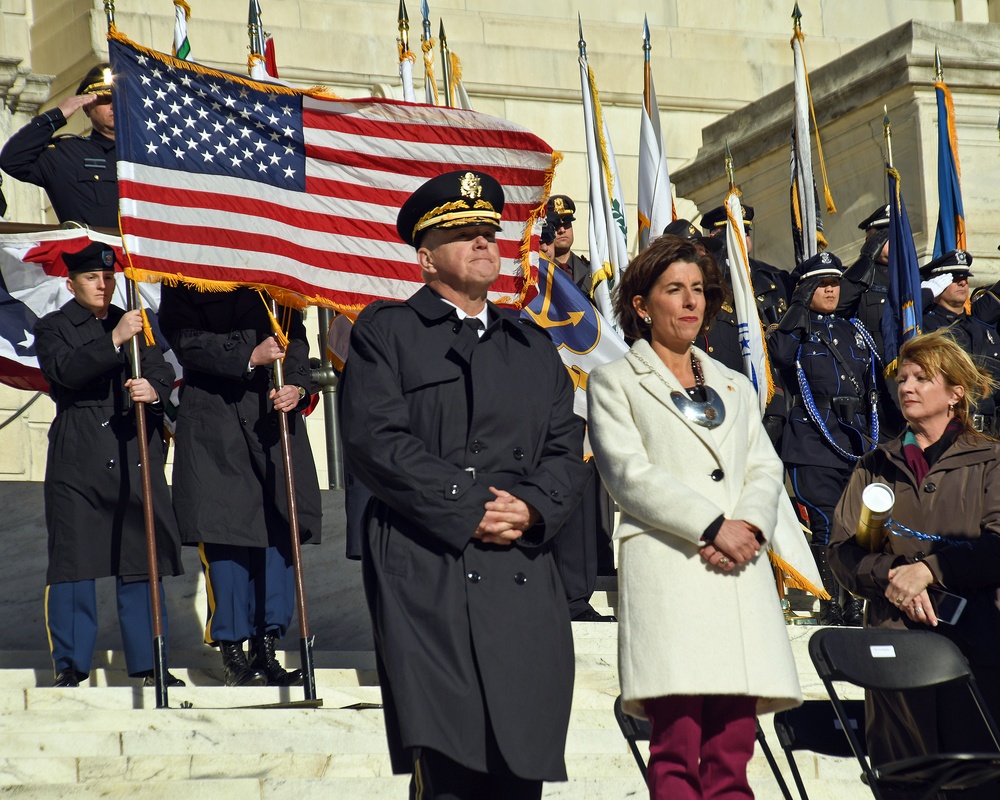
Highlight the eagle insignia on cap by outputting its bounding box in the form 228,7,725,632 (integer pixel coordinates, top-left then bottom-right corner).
553,197,566,214
460,172,482,200
687,225,697,236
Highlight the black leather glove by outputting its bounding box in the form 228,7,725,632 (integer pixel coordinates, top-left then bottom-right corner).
777,275,822,333
840,229,889,293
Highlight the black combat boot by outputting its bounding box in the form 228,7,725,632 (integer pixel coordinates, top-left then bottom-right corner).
811,544,846,626
842,594,865,627
248,632,303,686
219,640,265,687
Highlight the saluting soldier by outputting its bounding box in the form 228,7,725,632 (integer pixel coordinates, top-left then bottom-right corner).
768,252,878,626
0,64,118,228
837,205,892,355
921,250,1000,436
34,243,184,687
546,195,591,292
340,170,589,799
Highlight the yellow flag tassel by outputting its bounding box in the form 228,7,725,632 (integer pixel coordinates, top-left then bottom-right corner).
769,549,831,600
259,292,290,348
139,307,155,347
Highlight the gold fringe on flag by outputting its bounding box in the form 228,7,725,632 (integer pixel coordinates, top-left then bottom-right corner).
769,549,831,600
507,149,563,309
792,29,836,215
422,38,439,105
398,42,416,65
449,51,462,99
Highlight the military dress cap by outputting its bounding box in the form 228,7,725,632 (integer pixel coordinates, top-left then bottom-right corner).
920,248,974,280
858,204,891,231
546,195,576,224
700,204,754,232
64,241,117,275
396,170,505,247
791,251,843,282
662,218,723,253
76,63,114,96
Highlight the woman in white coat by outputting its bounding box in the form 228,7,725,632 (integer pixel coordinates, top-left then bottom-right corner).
588,235,802,800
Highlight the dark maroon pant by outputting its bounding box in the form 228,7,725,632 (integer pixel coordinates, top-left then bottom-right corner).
644,694,757,799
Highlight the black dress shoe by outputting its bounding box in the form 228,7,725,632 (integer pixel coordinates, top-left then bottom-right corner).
843,596,865,627
219,640,266,687
53,669,87,687
571,605,618,623
137,670,186,687
248,633,303,686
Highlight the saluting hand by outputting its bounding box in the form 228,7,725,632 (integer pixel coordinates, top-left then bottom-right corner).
250,336,286,367
56,94,98,120
125,377,159,404
111,309,145,348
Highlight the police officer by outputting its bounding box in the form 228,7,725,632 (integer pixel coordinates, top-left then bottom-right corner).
921,249,1000,435
546,195,590,292
837,205,891,352
969,244,1000,327
768,252,878,626
0,64,117,227
34,242,184,687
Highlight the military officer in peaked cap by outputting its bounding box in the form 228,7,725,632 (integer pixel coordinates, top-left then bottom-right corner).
768,251,878,626
921,249,1000,435
34,242,184,687
340,170,589,799
546,195,592,292
0,64,118,228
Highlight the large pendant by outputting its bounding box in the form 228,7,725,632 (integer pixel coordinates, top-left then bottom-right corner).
670,386,727,429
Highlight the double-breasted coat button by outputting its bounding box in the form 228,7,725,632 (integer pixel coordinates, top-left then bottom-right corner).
923,483,937,493
550,489,560,498
101,420,109,427
513,447,524,460
106,459,115,469
514,572,527,585
467,571,481,584
240,418,248,425
470,440,482,454
449,484,459,496
711,469,724,481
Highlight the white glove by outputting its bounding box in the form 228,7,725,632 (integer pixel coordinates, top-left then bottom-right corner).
921,273,953,299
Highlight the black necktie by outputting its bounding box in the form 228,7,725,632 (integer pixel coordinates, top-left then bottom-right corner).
464,317,484,338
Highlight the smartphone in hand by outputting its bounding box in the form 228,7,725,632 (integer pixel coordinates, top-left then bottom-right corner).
927,587,967,625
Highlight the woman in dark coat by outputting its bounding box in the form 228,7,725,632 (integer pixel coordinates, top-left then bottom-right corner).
157,285,321,686
830,330,1000,786
34,242,183,687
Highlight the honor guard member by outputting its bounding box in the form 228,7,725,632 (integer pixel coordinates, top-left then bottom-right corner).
969,244,1000,327
34,243,184,687
837,205,891,357
0,64,117,228
340,170,589,799
768,252,878,626
547,195,591,292
921,249,1000,436
158,285,322,687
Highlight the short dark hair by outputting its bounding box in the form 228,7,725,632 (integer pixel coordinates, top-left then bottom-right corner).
613,235,725,342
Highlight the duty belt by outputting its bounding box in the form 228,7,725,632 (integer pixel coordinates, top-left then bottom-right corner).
791,394,861,419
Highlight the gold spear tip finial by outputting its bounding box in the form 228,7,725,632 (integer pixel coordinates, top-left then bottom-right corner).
398,0,409,25
934,45,943,81
883,104,890,127
439,18,446,41
643,14,650,44
792,2,802,28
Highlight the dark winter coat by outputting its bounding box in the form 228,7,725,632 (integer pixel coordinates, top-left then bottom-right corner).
35,299,182,584
339,286,589,781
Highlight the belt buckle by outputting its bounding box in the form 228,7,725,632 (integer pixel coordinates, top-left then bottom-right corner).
464,466,476,480
973,414,986,433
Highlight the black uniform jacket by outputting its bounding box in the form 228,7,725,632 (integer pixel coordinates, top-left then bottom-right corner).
339,286,588,781
561,251,591,293
923,304,1000,418
769,312,875,469
157,286,321,548
35,300,182,584
0,109,118,228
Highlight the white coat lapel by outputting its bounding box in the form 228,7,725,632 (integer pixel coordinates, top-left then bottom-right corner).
626,340,725,465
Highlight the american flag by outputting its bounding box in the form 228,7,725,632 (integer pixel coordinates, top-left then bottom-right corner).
109,34,556,310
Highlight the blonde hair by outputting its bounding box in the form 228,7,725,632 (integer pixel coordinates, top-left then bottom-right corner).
898,330,996,435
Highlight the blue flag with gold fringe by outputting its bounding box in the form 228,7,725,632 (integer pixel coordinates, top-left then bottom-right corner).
932,79,965,258
881,167,922,373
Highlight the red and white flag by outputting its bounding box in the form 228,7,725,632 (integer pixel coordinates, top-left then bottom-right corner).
109,33,556,311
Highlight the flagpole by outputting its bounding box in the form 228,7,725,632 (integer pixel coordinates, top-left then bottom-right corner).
642,16,651,117
725,139,736,191
103,0,170,710
246,16,318,704
439,19,453,107
883,105,894,169
398,0,410,56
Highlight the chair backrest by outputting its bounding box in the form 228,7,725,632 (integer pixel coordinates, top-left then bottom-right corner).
809,628,971,691
774,699,867,758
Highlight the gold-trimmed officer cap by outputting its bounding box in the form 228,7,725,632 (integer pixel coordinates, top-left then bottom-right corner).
858,204,891,231
662,218,723,253
700,203,754,232
920,249,974,280
76,63,114,96
792,251,843,282
546,195,576,224
396,170,504,247
64,241,117,275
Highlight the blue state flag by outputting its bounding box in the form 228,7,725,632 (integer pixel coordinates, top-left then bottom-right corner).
881,167,922,373
932,81,966,258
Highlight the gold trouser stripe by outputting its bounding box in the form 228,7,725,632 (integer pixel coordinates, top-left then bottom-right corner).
413,754,425,800
44,585,55,678
198,544,217,645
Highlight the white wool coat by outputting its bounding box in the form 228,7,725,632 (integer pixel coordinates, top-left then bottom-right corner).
588,340,803,719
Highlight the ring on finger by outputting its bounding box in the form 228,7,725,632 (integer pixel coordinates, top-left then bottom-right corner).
718,556,730,567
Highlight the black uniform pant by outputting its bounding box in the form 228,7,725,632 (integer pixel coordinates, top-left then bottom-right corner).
409,748,542,800
789,464,852,546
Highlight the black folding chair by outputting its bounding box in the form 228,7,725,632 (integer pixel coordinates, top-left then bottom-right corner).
613,695,793,799
809,627,1000,800
773,698,866,800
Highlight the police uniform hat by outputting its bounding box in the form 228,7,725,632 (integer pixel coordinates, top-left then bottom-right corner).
64,241,117,275
920,249,973,280
700,204,754,232
546,195,576,225
396,170,504,247
662,218,723,253
858,204,890,231
791,251,843,283
76,63,114,96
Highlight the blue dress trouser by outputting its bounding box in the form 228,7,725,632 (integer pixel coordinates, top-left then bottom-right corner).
199,542,295,644
46,578,168,677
